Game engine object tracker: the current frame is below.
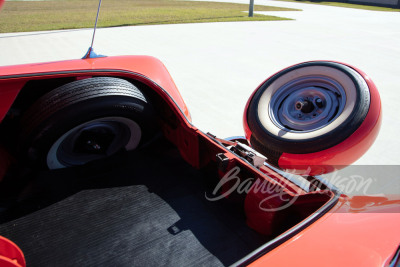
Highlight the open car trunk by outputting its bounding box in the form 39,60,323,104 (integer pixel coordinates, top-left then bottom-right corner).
0,138,272,266
0,132,336,266
0,76,336,266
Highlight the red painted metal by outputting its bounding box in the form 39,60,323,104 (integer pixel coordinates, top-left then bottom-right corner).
244,165,331,236
249,196,400,267
0,236,25,267
0,81,25,122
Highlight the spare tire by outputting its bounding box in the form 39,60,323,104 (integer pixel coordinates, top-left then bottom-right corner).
244,61,381,175
19,77,156,169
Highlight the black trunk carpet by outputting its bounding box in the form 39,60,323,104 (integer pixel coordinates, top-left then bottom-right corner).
0,140,267,266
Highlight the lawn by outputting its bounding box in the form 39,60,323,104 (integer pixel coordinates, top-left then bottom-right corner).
277,0,399,11
0,0,300,33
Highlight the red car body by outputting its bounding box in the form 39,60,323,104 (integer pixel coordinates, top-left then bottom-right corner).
0,55,398,267
0,0,398,262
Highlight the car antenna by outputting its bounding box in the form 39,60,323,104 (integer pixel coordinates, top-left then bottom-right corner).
83,0,105,59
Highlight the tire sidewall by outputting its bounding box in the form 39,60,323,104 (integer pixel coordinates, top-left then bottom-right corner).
247,62,371,154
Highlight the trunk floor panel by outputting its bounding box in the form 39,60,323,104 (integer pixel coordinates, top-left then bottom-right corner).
0,140,267,266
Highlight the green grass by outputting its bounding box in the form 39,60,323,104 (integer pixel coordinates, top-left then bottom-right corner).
277,0,399,11
0,0,300,33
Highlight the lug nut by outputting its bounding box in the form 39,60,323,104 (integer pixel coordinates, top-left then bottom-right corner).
315,98,323,108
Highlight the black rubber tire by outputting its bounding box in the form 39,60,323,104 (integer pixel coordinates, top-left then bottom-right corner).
19,77,155,169
246,62,370,165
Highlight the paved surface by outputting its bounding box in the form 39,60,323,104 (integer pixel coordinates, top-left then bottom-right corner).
0,0,399,193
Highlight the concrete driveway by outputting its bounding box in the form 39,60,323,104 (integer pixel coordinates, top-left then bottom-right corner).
0,0,399,193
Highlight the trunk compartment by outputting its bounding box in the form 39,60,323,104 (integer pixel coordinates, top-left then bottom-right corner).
0,138,270,266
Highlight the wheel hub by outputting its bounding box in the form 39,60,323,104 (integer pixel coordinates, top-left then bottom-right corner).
269,77,346,132
47,117,141,169
295,99,315,113
73,125,117,155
